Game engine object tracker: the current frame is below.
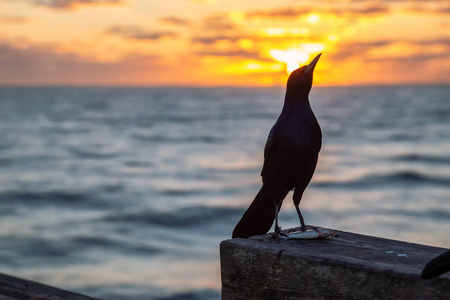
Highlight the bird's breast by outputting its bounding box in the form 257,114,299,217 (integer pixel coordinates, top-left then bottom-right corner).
282,116,321,152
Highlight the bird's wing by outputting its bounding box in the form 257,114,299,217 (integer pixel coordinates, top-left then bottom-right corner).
261,128,277,178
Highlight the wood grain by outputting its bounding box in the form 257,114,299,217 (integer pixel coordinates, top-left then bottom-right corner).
221,227,450,300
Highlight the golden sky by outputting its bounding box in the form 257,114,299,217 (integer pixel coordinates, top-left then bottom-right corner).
0,0,449,86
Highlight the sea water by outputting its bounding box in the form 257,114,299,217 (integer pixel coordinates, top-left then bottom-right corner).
0,86,449,299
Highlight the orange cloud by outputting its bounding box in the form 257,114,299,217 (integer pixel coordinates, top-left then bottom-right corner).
160,17,191,27
0,39,166,85
329,39,450,63
245,4,389,20
195,49,265,61
14,0,124,10
1,16,30,24
1,0,449,86
106,25,178,41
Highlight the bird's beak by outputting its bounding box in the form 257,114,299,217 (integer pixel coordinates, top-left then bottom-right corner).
304,53,322,76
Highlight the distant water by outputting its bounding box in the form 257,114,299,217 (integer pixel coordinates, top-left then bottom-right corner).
0,86,449,299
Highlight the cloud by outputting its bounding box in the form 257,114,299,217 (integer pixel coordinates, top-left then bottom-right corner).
203,14,238,31
1,16,30,24
159,13,237,35
330,39,450,63
330,40,391,60
192,35,247,45
415,38,450,46
355,5,389,14
318,0,440,3
369,52,450,63
0,40,164,85
246,7,310,19
188,13,243,48
321,0,450,16
403,5,450,16
195,50,263,60
106,25,178,40
246,4,389,19
160,16,191,27
10,0,124,10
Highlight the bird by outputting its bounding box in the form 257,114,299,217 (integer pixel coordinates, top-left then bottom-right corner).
232,53,322,239
421,249,450,279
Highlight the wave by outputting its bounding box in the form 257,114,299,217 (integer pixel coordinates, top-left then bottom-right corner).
68,147,120,159
374,208,450,221
69,236,160,254
132,134,223,144
0,189,118,209
0,158,13,167
0,236,75,267
313,171,450,189
159,188,205,197
393,154,450,164
0,234,160,268
101,205,241,228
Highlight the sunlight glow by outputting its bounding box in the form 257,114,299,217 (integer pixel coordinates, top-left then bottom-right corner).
286,61,300,74
1,0,447,86
259,28,310,37
261,28,286,37
238,38,253,49
328,34,339,42
223,61,283,74
229,10,245,23
269,49,309,75
307,14,320,24
269,49,309,64
269,43,326,75
302,43,325,53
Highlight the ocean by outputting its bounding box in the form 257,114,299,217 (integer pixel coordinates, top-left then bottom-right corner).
0,85,449,299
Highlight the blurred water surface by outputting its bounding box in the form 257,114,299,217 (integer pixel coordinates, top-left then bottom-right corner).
0,85,449,299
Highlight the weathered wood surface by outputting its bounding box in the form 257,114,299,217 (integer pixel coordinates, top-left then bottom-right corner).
0,272,100,300
221,227,450,300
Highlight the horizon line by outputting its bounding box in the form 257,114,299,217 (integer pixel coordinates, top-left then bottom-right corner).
0,82,449,89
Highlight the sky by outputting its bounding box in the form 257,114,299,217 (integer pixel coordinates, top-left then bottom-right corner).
0,0,449,86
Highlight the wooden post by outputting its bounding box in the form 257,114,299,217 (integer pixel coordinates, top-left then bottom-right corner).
220,227,450,299
0,272,99,300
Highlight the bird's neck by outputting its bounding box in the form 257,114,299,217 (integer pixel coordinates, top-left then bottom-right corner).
282,89,311,114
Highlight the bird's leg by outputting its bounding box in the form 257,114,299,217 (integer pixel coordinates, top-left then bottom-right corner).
295,205,306,232
271,203,287,241
274,203,282,234
293,189,307,232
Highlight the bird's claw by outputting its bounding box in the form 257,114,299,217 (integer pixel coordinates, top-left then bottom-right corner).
271,226,288,242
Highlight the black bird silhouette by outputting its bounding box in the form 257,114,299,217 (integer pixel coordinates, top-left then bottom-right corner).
232,53,322,239
421,250,450,279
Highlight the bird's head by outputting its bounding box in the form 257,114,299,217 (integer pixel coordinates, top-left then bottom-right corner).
286,53,321,98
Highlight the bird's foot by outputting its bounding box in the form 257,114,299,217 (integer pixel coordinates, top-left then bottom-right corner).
271,226,288,243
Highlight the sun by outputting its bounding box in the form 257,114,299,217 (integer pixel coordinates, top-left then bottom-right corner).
268,42,325,74
286,61,300,74
268,49,309,74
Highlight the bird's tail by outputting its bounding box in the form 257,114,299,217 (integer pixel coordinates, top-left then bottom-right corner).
232,185,276,239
